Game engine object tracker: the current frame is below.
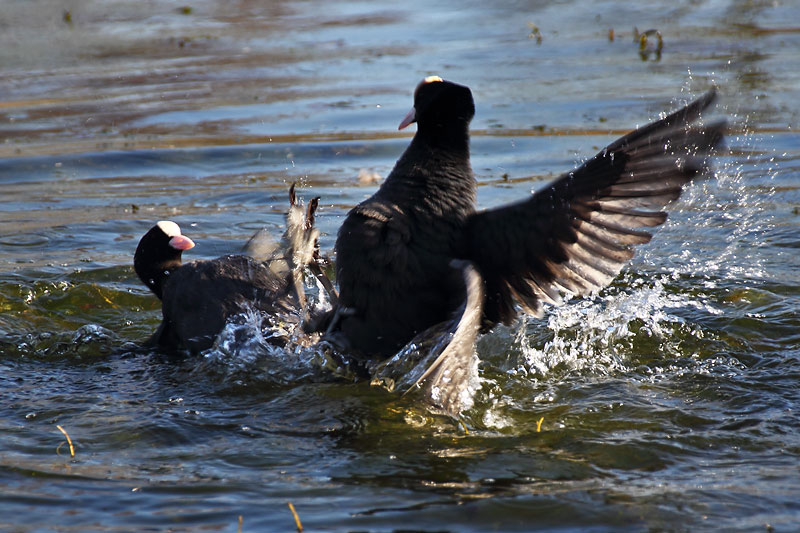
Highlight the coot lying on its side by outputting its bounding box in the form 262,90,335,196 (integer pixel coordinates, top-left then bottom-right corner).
325,77,726,360
134,187,324,354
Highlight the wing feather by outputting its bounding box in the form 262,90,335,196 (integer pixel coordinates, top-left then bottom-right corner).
463,90,726,326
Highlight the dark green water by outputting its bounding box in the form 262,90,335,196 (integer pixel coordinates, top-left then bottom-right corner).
1,0,799,531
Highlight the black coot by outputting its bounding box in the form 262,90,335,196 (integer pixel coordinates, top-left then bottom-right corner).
134,187,323,354
328,76,726,358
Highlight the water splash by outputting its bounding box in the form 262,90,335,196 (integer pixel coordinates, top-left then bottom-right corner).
661,79,783,283
196,308,316,385
661,160,774,283
510,275,718,381
497,106,781,405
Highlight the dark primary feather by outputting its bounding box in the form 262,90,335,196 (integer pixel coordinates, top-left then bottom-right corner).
462,89,726,326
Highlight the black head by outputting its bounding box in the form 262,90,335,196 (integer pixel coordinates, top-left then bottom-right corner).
134,221,195,299
398,76,475,135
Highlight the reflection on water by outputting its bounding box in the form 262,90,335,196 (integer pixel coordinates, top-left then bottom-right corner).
1,0,800,531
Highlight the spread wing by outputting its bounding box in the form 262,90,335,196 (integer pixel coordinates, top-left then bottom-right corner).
463,89,726,326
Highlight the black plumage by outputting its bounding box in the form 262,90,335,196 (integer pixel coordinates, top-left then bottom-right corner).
134,187,323,354
148,252,300,353
329,77,725,358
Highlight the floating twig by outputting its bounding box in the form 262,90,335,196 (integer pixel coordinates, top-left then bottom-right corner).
237,515,243,533
56,425,75,457
536,417,544,433
288,502,303,532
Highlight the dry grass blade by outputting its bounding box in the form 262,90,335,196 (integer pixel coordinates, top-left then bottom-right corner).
288,502,303,532
56,425,75,457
